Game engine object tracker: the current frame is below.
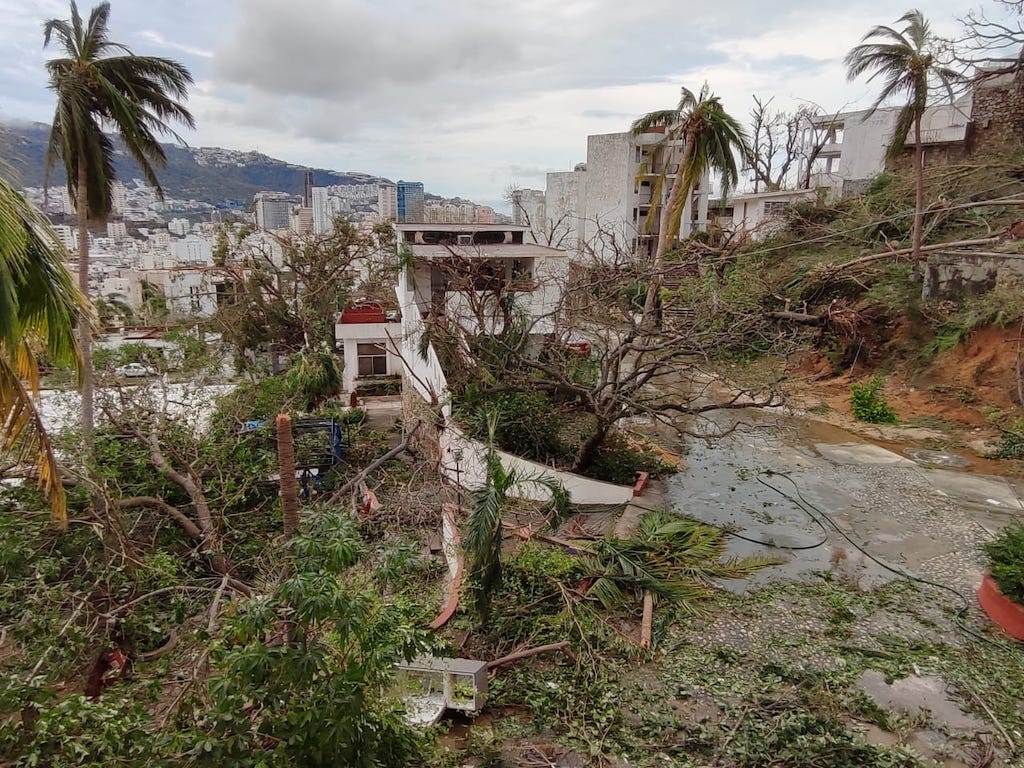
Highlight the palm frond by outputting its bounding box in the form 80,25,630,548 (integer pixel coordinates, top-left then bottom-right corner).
0,350,67,528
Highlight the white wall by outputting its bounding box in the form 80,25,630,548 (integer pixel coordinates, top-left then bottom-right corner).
335,321,403,393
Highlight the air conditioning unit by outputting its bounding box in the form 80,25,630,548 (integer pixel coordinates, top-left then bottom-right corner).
457,234,473,246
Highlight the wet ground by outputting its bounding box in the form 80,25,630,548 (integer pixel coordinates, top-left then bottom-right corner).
664,409,1024,597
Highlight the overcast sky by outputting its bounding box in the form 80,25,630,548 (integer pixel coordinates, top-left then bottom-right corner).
0,0,1000,207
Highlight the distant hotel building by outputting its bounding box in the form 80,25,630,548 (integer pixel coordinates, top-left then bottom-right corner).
253,191,295,231
396,181,425,223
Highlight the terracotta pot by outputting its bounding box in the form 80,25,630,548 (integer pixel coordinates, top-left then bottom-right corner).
977,573,1024,641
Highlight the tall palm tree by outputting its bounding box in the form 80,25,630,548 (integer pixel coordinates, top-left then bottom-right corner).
0,175,85,528
43,1,194,451
631,85,748,318
845,9,961,260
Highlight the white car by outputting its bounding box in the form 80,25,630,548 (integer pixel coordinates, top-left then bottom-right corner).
114,362,158,378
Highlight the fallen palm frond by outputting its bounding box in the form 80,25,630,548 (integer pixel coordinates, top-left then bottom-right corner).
580,512,781,615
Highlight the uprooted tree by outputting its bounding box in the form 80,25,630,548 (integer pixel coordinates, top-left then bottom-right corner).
418,227,794,473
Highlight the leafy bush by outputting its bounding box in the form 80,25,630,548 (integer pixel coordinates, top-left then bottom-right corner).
849,377,898,424
579,432,677,485
356,376,401,397
455,387,567,462
982,521,1024,604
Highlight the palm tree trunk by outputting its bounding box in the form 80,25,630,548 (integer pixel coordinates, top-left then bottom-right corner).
76,162,94,454
644,133,695,320
912,115,924,260
276,413,300,538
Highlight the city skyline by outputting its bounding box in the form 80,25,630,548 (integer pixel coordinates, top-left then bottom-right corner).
0,0,994,207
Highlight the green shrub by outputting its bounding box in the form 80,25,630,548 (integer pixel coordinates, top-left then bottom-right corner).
983,521,1024,604
849,377,898,424
356,376,401,397
579,432,677,485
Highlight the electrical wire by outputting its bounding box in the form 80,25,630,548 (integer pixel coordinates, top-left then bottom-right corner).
612,469,1020,654
754,469,1022,655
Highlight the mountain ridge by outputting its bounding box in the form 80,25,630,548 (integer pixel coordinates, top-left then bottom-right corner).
0,121,391,207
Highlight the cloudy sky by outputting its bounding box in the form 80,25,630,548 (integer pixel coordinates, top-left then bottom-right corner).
0,0,1000,207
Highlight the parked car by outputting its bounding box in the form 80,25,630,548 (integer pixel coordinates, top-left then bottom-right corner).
114,362,158,378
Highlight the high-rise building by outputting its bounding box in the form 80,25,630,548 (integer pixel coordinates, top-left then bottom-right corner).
107,221,128,241
290,206,314,234
303,171,314,208
311,187,332,234
510,188,547,242
111,182,127,216
377,182,397,222
474,206,496,225
545,131,710,257
253,191,295,231
168,217,190,236
396,181,425,223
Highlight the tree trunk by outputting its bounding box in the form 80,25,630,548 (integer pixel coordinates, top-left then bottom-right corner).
644,131,696,320
76,162,94,455
572,421,609,473
276,414,300,538
911,115,924,260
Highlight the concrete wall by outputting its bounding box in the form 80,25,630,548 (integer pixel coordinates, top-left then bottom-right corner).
334,321,403,393
582,132,635,248
545,169,586,254
971,72,1024,152
395,285,633,506
923,252,1024,301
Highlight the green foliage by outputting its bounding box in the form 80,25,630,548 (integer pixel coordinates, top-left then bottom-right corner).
464,412,570,621
356,376,402,397
578,432,676,485
991,428,1024,459
922,280,1024,358
91,341,163,373
582,512,779,613
982,521,1024,604
0,691,178,768
850,377,898,424
285,350,341,411
455,386,565,462
196,513,428,767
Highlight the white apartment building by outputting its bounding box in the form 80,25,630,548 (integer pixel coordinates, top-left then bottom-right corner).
545,130,710,258
290,206,314,235
709,188,818,241
170,235,213,265
107,221,128,241
111,182,127,216
801,94,971,197
51,224,78,252
311,187,332,234
396,223,567,337
510,189,548,244
377,182,398,222
168,217,190,236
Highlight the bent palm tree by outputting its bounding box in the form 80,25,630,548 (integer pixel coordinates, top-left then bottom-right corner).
0,176,84,528
845,9,960,260
43,1,194,451
631,85,748,318
464,411,570,620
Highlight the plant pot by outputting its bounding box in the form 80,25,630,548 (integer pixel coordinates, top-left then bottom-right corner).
977,573,1024,641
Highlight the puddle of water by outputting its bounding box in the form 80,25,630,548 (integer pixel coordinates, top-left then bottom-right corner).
668,412,896,589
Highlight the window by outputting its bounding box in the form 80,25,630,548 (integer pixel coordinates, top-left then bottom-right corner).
764,201,789,217
357,343,388,376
